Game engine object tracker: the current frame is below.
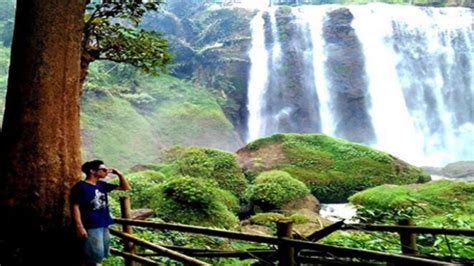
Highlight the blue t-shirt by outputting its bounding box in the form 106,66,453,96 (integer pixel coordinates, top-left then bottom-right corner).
70,180,118,229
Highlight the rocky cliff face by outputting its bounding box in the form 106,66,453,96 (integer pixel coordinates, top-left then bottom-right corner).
323,8,375,143
141,7,255,139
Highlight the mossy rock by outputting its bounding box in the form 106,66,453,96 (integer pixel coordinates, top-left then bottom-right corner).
237,133,431,203
163,145,249,197
149,176,239,229
245,170,310,210
349,180,474,217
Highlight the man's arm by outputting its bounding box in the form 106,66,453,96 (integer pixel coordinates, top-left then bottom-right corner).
72,204,88,238
111,169,130,191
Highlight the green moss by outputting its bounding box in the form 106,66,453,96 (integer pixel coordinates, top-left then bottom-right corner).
413,180,474,214
249,212,310,227
249,212,287,226
288,213,311,224
149,176,238,229
241,133,430,203
349,180,474,219
349,185,415,210
174,146,248,197
245,170,310,209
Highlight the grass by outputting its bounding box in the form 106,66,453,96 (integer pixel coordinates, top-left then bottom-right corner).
242,133,430,202
349,180,474,215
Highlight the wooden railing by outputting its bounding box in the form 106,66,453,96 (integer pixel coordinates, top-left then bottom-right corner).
112,196,473,265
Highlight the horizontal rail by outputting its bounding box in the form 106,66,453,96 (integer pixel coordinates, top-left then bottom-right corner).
140,249,277,259
113,218,452,265
110,248,163,266
343,223,474,236
110,229,210,266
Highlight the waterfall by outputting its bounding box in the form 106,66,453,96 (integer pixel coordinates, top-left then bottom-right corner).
246,4,473,166
269,9,282,65
247,11,269,142
351,5,425,164
295,6,336,136
350,4,473,165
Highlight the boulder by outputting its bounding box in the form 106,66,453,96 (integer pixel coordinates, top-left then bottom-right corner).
441,161,474,179
281,195,320,214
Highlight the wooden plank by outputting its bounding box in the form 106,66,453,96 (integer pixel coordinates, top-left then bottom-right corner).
305,220,345,241
113,218,452,265
342,223,474,236
110,229,210,266
160,245,276,259
110,248,164,266
136,251,276,259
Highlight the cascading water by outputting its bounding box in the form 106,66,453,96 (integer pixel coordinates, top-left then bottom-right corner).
350,4,473,165
294,6,336,136
247,11,269,142
351,5,426,164
246,3,473,166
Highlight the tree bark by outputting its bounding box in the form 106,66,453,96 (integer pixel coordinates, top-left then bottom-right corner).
0,0,86,264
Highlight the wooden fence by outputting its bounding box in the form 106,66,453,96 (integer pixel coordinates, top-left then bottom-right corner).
111,196,473,265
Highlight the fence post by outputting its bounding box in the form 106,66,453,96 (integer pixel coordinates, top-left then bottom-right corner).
276,220,296,266
398,219,417,255
120,196,137,266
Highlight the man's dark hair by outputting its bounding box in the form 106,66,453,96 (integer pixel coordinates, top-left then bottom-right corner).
81,160,105,176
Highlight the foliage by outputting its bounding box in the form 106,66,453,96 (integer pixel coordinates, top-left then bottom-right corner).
80,93,159,169
79,66,241,169
243,133,430,203
83,61,139,93
174,146,248,196
249,212,287,225
288,212,311,224
419,214,474,258
341,180,474,258
140,4,254,130
322,230,401,255
82,1,171,76
349,180,474,221
244,170,310,209
110,170,166,208
322,212,474,259
149,176,239,229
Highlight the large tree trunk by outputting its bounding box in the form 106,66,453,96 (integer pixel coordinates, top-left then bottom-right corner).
0,0,86,264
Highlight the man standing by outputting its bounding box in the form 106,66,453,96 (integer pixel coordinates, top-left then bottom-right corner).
70,160,130,264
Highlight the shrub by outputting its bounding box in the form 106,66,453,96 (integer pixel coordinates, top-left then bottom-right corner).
349,181,474,223
150,176,238,229
175,146,248,196
110,170,165,209
245,170,310,210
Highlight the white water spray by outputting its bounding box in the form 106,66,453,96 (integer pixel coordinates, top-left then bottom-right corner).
247,11,269,142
